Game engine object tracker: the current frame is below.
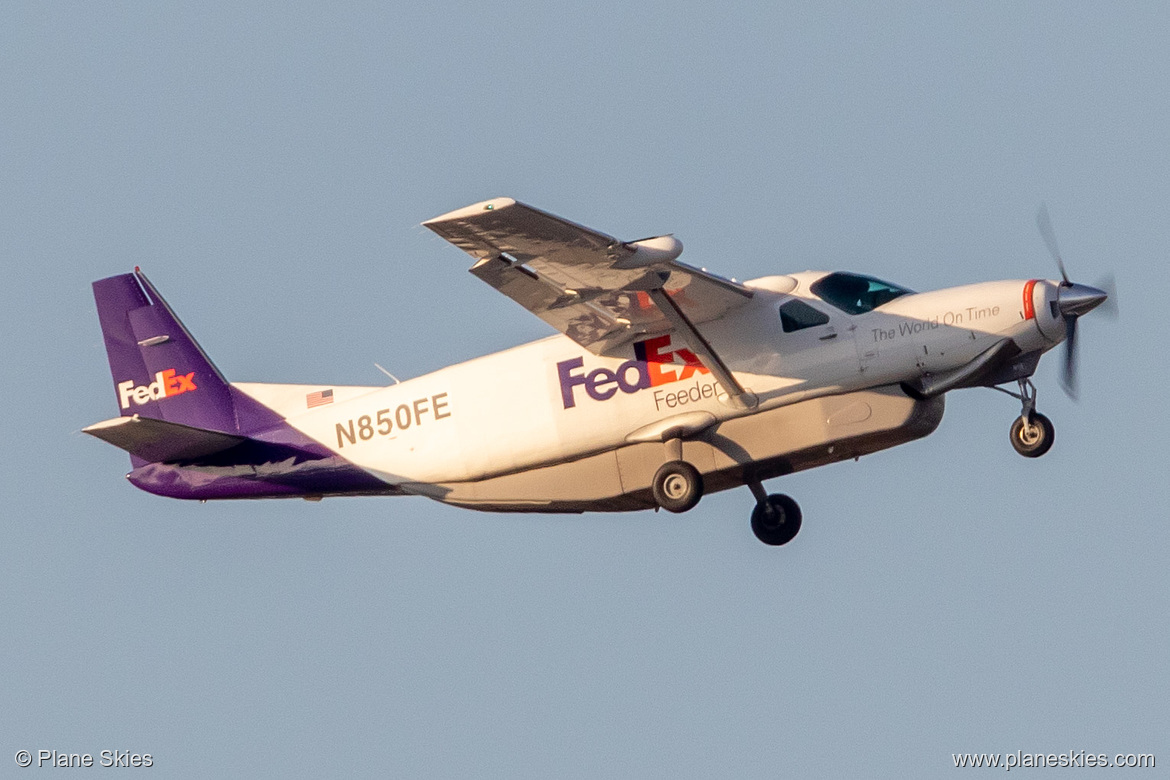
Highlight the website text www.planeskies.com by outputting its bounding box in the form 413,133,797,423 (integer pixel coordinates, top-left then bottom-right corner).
952,750,1154,770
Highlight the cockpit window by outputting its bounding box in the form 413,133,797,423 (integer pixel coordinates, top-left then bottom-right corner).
779,299,830,332
809,272,913,315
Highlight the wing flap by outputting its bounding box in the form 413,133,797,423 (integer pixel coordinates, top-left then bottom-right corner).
425,198,754,354
468,254,668,353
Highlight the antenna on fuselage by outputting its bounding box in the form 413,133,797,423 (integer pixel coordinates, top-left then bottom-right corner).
374,363,401,385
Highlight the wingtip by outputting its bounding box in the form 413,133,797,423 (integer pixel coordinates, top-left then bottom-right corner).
422,197,516,226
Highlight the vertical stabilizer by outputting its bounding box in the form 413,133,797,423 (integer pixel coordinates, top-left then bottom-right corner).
92,270,237,433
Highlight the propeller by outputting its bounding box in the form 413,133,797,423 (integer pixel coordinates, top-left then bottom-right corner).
1062,312,1079,398
1036,203,1070,285
1035,205,1116,399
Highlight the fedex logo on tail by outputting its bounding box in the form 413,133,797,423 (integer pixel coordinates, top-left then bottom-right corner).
557,334,709,409
118,369,197,409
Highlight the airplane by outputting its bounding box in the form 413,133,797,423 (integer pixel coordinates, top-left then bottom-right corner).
85,198,1113,545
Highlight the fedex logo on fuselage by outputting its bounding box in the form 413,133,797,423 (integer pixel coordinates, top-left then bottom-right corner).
557,334,709,409
117,369,197,409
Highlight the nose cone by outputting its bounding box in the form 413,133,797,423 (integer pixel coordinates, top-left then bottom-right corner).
1057,283,1108,317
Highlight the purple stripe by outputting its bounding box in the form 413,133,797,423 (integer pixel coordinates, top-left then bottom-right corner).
125,433,395,499
127,456,398,500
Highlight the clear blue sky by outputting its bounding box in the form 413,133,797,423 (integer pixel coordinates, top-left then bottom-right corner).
3,2,1167,777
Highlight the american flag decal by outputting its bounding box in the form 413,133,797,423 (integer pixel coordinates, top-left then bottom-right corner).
306,388,334,408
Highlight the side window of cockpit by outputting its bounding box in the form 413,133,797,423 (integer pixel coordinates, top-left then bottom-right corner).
779,299,831,333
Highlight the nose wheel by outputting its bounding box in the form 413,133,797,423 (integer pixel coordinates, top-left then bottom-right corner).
998,378,1055,458
1010,412,1054,457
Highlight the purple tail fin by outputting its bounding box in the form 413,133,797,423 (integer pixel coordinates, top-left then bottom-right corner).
93,269,238,433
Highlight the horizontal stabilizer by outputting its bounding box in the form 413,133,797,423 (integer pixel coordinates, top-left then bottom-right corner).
83,415,247,463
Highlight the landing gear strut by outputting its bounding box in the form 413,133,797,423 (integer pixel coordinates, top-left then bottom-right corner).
747,479,802,546
998,378,1055,458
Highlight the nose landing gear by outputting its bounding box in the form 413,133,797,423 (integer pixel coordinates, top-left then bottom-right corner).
1010,412,1054,457
999,378,1055,458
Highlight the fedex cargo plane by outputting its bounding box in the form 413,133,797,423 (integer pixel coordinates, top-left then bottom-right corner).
86,199,1109,545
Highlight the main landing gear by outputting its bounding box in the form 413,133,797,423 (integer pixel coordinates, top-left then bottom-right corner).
999,378,1055,458
747,479,802,546
649,445,803,546
651,460,703,513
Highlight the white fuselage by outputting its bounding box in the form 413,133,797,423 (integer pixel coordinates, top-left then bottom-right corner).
235,273,1064,492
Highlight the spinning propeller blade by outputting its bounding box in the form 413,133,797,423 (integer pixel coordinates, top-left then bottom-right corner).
1036,205,1113,400
1060,315,1079,399
1036,203,1070,285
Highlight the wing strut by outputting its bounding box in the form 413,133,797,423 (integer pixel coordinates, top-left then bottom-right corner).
646,288,758,410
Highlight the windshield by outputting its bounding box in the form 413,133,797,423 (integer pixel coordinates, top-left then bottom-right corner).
809,272,913,315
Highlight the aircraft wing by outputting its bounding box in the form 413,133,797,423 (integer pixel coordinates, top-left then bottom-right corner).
423,198,754,355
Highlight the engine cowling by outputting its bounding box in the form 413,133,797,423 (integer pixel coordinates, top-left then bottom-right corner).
1026,278,1065,343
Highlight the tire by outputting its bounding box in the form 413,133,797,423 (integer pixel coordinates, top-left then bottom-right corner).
751,494,802,546
651,461,703,513
1010,412,1054,458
